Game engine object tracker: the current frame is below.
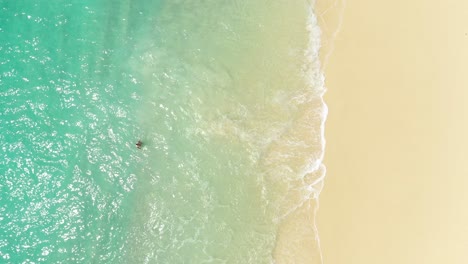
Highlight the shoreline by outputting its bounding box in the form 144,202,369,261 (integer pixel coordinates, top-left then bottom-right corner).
271,1,345,262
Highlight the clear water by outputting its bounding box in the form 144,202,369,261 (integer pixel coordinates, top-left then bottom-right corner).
0,1,326,263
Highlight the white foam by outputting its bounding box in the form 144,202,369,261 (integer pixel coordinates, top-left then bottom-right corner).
284,1,346,262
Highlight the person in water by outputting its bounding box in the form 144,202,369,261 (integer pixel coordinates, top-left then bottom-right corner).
136,140,142,149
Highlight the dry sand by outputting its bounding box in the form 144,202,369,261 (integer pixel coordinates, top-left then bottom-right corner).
317,0,468,263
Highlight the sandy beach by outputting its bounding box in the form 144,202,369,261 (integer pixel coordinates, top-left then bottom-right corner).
318,0,468,263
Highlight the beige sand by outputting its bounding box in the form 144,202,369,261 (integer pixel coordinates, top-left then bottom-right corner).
317,0,468,263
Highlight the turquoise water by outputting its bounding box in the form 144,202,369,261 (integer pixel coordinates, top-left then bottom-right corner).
0,1,326,263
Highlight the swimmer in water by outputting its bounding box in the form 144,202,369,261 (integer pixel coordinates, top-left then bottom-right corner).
136,140,142,149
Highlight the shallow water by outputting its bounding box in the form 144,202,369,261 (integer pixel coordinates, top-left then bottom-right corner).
0,1,326,263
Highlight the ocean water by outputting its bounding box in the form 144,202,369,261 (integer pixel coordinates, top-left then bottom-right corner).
0,1,326,263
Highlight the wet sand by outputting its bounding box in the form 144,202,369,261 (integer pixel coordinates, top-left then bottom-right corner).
318,0,468,263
